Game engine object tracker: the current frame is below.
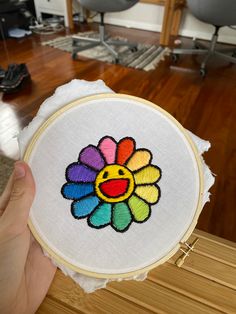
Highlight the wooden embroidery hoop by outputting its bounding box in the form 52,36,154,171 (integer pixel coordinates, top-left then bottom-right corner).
24,93,204,279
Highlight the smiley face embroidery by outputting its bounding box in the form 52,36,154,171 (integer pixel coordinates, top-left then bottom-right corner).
61,136,162,232
95,165,135,203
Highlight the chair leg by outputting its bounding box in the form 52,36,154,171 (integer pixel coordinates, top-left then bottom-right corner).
214,51,236,63
72,36,100,43
200,51,212,70
200,27,219,70
72,12,138,62
102,41,119,59
106,39,136,49
72,41,100,53
172,48,207,55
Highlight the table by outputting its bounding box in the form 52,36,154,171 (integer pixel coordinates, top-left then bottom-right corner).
67,0,185,42
141,0,186,46
37,229,236,313
34,0,74,29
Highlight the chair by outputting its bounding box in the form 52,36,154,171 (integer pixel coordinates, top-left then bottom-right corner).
72,0,139,62
171,0,236,76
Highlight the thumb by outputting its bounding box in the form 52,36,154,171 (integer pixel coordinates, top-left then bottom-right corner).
2,161,35,234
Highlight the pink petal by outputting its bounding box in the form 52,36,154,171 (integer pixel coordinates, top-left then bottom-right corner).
98,136,117,164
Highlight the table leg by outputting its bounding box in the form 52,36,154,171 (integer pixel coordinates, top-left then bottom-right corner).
171,6,183,36
66,0,74,29
160,0,177,46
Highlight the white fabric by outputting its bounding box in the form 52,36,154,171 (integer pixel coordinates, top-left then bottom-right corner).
27,97,199,273
18,79,215,293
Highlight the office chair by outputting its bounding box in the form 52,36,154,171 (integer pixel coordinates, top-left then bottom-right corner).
72,0,139,63
171,0,236,76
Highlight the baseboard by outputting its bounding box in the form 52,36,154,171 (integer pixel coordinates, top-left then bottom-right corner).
94,16,236,45
93,16,162,33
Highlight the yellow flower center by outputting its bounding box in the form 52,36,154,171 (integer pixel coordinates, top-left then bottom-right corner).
95,165,135,203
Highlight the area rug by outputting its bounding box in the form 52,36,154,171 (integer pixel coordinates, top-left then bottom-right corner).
0,155,14,194
42,31,170,71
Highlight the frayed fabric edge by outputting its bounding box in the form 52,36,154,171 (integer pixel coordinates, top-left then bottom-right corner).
19,79,215,293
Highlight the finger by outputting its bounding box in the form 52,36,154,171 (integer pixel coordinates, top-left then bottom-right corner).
1,161,35,233
0,172,14,216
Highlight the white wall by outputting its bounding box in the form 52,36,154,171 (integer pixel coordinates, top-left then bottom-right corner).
94,2,236,45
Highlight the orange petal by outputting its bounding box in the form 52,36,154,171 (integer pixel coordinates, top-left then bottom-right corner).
116,137,135,165
126,149,151,171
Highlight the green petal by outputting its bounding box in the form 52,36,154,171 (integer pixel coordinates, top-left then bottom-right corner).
112,202,132,232
88,203,112,228
128,195,150,222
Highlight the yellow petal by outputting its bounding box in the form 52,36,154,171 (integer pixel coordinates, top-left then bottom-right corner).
134,165,161,185
135,185,159,204
126,149,151,171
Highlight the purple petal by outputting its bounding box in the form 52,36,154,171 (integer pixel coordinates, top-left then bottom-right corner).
66,163,97,183
79,145,105,170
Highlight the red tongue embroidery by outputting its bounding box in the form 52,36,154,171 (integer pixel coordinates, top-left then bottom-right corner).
100,179,129,198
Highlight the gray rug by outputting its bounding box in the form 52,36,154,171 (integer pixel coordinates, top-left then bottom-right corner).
0,155,14,195
42,31,170,71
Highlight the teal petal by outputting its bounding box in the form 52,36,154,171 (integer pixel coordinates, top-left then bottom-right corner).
61,183,94,200
88,203,112,228
112,202,132,232
72,196,100,218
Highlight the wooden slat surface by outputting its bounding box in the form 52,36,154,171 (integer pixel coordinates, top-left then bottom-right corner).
37,297,82,314
149,264,236,313
37,229,236,314
107,280,221,314
169,252,236,290
190,230,236,267
46,271,152,314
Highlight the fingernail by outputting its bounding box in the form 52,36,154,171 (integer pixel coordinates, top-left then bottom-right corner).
14,162,26,179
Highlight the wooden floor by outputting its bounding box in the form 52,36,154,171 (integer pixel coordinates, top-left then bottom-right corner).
0,24,236,242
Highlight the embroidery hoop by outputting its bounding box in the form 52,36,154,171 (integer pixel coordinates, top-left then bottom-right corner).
24,93,204,279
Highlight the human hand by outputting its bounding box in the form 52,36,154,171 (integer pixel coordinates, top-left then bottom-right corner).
0,161,56,314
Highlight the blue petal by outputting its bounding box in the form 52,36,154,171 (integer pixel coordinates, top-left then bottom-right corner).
89,203,112,228
72,196,100,218
61,183,94,200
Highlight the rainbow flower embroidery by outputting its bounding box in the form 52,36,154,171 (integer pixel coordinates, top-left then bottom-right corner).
61,136,162,232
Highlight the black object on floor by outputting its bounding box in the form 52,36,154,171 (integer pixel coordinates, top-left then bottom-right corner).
0,0,33,39
0,66,5,79
0,63,30,93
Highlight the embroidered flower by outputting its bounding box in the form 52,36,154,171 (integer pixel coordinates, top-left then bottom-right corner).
61,136,162,232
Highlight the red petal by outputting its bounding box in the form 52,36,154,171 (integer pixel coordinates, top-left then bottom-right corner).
116,137,135,165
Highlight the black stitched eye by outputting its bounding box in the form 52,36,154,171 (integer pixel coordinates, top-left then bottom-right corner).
118,169,124,175
103,171,108,179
